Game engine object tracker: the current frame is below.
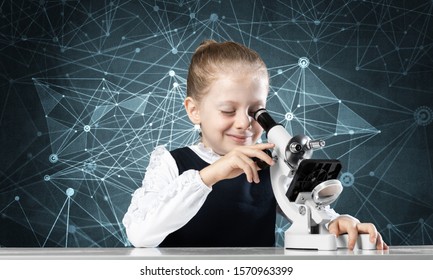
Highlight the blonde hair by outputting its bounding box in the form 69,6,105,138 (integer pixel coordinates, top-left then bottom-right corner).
186,40,269,103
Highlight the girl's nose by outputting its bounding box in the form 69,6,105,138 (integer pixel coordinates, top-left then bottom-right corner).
235,111,252,129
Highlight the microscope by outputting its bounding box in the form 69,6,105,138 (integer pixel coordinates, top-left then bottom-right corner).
252,108,375,250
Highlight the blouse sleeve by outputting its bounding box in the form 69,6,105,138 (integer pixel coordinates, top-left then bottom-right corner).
122,146,212,247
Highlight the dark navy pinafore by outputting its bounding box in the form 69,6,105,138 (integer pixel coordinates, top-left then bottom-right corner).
159,147,276,247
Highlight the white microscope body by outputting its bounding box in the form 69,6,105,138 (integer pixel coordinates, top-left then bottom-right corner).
252,109,375,250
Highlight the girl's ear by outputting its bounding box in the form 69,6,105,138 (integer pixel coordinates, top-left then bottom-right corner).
184,97,201,124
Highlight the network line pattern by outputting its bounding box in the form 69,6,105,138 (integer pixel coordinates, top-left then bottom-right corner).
0,0,432,247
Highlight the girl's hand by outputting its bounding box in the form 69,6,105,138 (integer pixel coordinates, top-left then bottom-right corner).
199,143,275,187
328,215,388,250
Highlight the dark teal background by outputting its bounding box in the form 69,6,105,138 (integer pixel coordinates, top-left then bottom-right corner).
0,0,432,247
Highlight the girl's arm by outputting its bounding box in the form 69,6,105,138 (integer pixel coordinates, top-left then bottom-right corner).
122,146,212,247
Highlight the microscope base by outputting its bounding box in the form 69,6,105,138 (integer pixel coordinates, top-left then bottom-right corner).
284,233,338,251
284,232,376,250
336,233,376,250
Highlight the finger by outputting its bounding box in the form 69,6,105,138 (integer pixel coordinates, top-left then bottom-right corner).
327,221,339,237
376,233,389,250
253,142,275,150
237,154,260,183
356,223,378,244
346,227,359,250
247,147,275,166
375,233,383,250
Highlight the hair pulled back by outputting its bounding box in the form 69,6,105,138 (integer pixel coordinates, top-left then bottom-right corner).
187,40,268,102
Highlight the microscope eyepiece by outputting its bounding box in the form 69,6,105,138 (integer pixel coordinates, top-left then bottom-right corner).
251,108,281,133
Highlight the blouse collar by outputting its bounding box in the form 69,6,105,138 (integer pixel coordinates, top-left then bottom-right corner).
189,142,221,164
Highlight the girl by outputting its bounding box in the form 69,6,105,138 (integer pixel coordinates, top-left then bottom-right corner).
122,40,387,250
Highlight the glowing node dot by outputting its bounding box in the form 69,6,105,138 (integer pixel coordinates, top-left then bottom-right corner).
171,47,178,54
277,69,283,74
414,106,433,126
44,175,51,181
15,196,20,201
49,154,58,163
153,5,159,12
194,124,200,130
173,82,179,88
340,172,355,187
369,171,375,176
84,125,91,132
190,13,195,19
83,160,96,173
68,225,77,234
285,112,294,121
210,13,218,22
298,57,310,68
135,48,140,53
169,70,175,76
66,188,74,197
349,130,354,135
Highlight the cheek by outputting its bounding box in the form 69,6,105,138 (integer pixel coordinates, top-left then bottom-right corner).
251,123,264,137
203,115,232,132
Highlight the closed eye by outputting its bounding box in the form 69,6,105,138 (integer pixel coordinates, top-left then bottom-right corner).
221,111,235,115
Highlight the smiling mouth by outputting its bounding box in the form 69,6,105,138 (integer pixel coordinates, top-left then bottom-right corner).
227,134,252,143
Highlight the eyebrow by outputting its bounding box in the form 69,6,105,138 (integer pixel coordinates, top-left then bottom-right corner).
216,101,237,106
216,100,264,107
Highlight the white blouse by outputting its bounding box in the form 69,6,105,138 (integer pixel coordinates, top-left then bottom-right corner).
122,144,215,247
122,144,343,247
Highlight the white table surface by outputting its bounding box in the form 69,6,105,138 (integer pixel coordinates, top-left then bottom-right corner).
1,246,432,260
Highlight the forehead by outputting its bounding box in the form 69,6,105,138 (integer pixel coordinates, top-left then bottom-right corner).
205,68,269,104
